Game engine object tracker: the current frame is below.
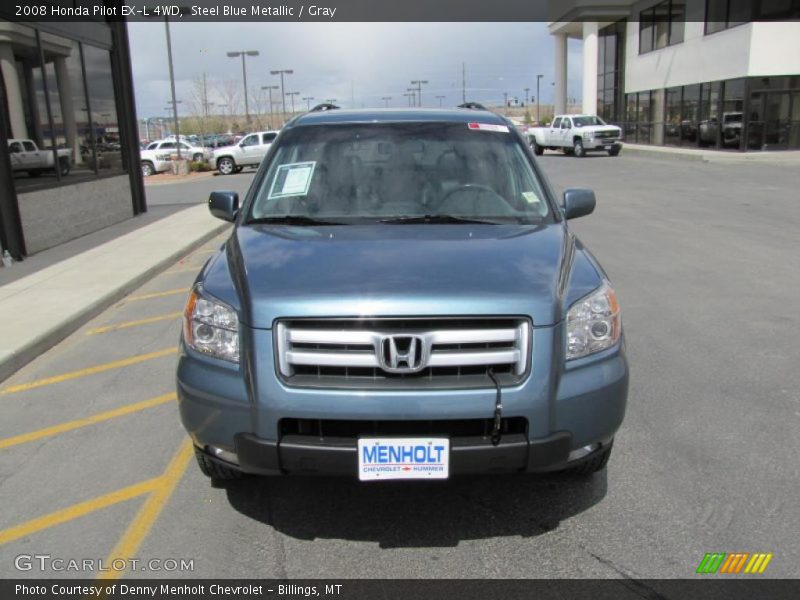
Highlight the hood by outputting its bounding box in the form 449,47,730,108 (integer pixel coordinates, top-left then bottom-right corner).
204,223,579,329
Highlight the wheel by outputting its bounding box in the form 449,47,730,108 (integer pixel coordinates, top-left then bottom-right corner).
608,147,621,157
59,158,71,176
573,138,585,158
531,139,544,156
192,153,203,162
562,443,613,476
194,446,242,480
217,157,235,175
141,161,154,177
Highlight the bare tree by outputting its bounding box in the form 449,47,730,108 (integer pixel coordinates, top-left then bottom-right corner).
216,79,242,131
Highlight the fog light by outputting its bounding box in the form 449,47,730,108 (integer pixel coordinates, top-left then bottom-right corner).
567,443,599,462
206,445,239,465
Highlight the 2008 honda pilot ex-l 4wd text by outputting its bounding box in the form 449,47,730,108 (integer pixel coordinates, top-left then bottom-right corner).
177,105,628,482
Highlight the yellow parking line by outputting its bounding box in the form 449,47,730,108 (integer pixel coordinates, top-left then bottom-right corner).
0,393,176,450
0,478,161,546
86,312,183,335
99,439,194,580
0,348,178,396
124,288,187,302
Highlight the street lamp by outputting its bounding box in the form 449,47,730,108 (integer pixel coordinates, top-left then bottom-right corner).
403,92,414,107
406,88,417,107
411,80,428,107
524,87,530,105
260,85,279,128
325,98,337,104
286,91,300,115
302,96,314,111
536,74,543,123
436,95,445,107
270,69,294,121
381,96,392,107
227,50,259,123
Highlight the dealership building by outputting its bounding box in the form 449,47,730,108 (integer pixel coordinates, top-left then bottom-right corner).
0,9,144,259
549,0,800,150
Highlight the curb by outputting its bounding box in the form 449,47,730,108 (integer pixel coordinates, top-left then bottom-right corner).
0,210,229,384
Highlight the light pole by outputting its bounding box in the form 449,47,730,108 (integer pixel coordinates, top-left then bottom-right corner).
403,92,414,107
381,96,392,107
406,88,417,107
227,50,259,124
270,69,294,122
286,91,300,115
536,74,543,123
524,87,530,105
503,92,508,112
261,85,279,128
162,17,181,159
436,95,445,107
302,96,314,111
411,80,428,107
325,98,337,104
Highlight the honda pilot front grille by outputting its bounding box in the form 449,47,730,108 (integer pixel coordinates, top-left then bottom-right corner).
274,317,531,389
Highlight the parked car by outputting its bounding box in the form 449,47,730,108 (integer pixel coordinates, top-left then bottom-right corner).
699,112,743,148
212,130,279,174
139,140,211,176
528,115,622,157
8,139,72,177
178,107,629,482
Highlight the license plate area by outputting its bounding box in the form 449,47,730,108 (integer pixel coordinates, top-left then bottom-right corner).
358,437,450,481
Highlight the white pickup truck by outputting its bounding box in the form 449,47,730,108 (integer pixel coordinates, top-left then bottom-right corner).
8,139,72,177
527,115,622,157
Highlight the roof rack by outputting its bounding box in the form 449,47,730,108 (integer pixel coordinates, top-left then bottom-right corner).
457,102,488,110
309,103,340,112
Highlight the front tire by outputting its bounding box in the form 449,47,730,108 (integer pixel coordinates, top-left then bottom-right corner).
194,446,242,480
217,157,235,175
141,161,154,177
573,138,585,158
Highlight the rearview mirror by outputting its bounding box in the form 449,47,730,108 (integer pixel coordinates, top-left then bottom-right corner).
208,191,239,222
563,188,596,220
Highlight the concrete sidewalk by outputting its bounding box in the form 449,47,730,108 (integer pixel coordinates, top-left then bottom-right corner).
623,143,800,164
0,204,230,382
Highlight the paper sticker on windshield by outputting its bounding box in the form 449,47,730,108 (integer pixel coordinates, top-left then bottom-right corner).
268,161,316,199
468,122,509,133
522,191,541,204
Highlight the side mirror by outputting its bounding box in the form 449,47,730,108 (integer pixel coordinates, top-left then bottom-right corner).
563,188,596,220
208,191,239,222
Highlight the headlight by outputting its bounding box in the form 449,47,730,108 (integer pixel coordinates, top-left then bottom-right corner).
583,131,594,140
183,288,239,363
566,283,621,360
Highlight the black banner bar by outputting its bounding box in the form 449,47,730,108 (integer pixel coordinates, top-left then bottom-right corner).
3,579,800,600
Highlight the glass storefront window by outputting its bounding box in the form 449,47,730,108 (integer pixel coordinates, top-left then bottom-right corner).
699,81,721,147
664,86,682,146
721,79,745,150
682,84,700,144
82,44,123,173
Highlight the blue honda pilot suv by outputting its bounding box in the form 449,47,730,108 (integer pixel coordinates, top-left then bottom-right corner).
177,105,628,482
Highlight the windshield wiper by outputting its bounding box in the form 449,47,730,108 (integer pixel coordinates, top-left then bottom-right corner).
247,215,345,226
378,214,497,225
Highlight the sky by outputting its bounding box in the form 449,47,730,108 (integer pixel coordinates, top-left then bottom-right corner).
128,22,585,120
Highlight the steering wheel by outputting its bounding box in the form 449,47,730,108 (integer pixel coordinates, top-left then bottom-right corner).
438,183,513,215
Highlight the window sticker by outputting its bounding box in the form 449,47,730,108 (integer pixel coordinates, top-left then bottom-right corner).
268,161,317,199
522,191,541,204
467,122,510,133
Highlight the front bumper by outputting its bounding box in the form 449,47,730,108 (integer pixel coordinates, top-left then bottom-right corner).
200,430,612,476
585,139,622,151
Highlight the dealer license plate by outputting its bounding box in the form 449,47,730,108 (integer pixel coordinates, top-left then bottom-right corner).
357,437,449,481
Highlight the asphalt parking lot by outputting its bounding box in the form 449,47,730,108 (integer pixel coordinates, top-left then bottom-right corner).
0,152,798,580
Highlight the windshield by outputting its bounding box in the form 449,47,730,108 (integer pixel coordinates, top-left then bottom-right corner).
248,122,551,224
572,116,606,127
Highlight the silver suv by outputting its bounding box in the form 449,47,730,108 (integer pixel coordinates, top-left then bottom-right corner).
212,131,279,175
